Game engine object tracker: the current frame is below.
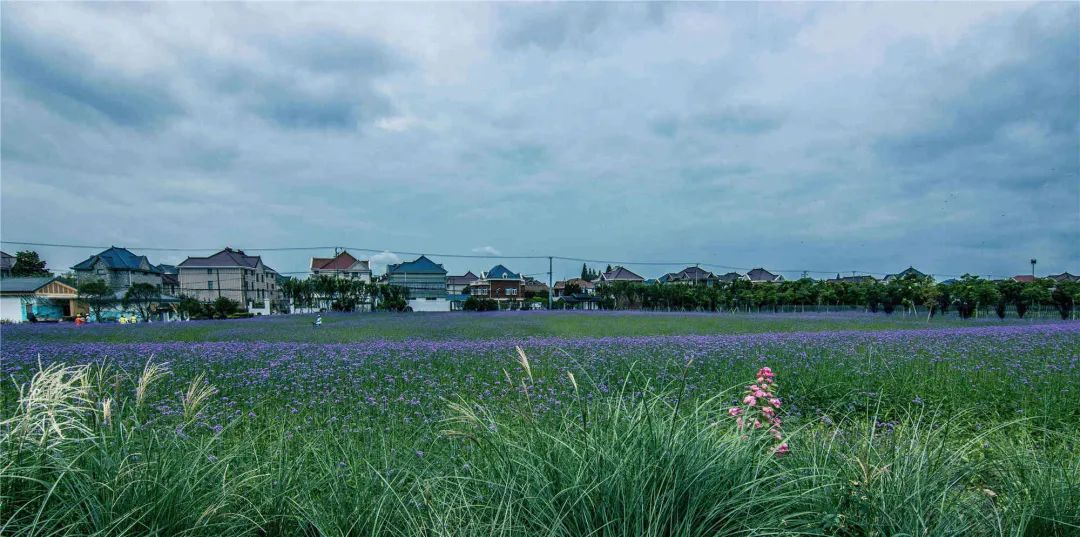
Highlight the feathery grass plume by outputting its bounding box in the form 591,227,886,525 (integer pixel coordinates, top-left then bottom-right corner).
135,358,170,410
181,373,217,422
515,346,533,383
2,362,94,448
567,371,578,393
100,397,113,427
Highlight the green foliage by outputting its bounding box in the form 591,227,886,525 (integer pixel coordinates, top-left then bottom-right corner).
463,296,498,311
122,282,161,322
11,250,50,277
76,280,116,321
211,296,241,319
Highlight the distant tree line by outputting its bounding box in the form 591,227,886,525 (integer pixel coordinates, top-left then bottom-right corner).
594,274,1080,320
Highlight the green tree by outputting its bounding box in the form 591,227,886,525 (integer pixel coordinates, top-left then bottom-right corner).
211,296,241,319
77,280,117,321
12,250,50,277
1050,281,1080,320
122,283,160,322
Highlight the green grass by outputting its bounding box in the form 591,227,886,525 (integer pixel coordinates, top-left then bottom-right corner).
1,314,1078,536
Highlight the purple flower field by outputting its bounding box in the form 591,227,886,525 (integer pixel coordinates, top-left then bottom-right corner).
4,317,1078,434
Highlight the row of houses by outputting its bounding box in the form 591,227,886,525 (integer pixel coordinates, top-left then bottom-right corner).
2,246,1078,321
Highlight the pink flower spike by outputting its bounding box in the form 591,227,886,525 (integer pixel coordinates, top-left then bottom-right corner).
761,407,775,417
728,407,743,417
775,443,790,456
743,395,757,406
769,398,782,408
753,419,762,429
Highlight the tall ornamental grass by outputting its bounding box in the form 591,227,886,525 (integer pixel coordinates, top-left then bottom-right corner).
2,355,1078,536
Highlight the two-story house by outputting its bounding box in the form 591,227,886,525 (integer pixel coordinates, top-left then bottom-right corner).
746,268,784,283
446,271,479,311
0,251,14,278
599,266,645,284
659,266,717,286
385,255,450,312
310,250,372,281
177,247,281,312
72,247,164,290
472,265,525,308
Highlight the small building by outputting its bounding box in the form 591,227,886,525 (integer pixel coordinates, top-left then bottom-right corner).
177,247,281,313
747,268,784,283
1011,275,1036,283
522,277,549,296
72,246,163,291
310,250,372,281
385,255,450,312
0,251,14,278
0,276,81,323
553,278,596,297
599,266,645,284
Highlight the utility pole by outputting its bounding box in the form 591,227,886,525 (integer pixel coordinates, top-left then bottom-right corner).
548,256,553,310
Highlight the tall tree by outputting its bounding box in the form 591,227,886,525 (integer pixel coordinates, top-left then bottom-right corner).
12,250,50,277
77,280,117,321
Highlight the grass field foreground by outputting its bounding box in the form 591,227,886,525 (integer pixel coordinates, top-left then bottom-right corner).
1,313,1078,536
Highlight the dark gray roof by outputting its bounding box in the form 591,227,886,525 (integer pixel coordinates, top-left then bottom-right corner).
747,268,781,282
0,251,14,271
716,272,747,282
179,248,269,270
0,276,59,294
448,271,479,285
602,266,644,282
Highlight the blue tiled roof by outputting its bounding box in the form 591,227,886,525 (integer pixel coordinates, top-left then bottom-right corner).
0,276,58,294
72,247,161,273
485,264,521,280
387,255,447,275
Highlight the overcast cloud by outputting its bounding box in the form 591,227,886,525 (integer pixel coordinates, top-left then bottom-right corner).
1,2,1077,280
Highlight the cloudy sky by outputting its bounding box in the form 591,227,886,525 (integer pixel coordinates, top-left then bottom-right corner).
2,2,1077,280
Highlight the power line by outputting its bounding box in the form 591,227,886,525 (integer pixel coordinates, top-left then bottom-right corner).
0,239,1025,280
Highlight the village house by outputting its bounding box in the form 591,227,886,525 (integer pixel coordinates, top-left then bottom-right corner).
659,266,717,286
310,250,372,281
471,265,525,308
0,276,82,323
158,264,181,296
599,265,645,284
72,246,163,290
385,255,450,312
716,271,750,283
826,274,878,284
746,268,784,283
882,267,926,282
553,278,599,310
446,271,479,311
177,247,281,314
0,251,14,278
1049,272,1080,283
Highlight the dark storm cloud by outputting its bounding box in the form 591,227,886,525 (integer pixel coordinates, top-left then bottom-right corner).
0,22,182,129
875,6,1079,191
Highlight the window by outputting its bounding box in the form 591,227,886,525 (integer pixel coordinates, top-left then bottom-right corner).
96,269,106,276
207,269,213,274
507,288,518,296
208,281,214,290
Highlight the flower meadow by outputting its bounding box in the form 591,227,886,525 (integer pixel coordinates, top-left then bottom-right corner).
1,313,1079,536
